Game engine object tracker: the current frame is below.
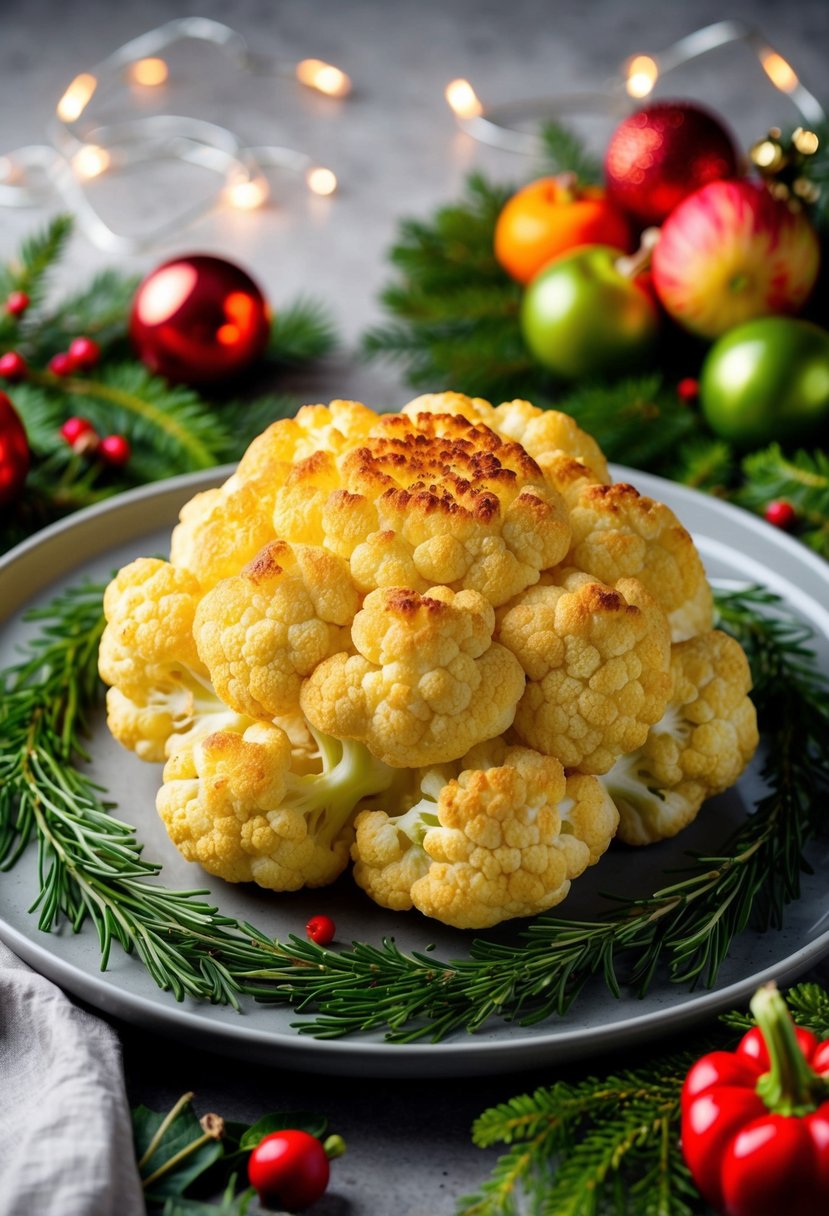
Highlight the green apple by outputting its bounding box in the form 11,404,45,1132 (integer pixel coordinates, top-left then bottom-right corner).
699,317,829,449
520,245,659,380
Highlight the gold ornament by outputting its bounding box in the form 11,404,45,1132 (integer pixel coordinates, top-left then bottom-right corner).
749,127,821,208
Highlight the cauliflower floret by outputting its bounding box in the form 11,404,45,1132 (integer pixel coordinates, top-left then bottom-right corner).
338,411,572,604
352,742,618,928
229,399,379,490
170,479,278,590
99,558,244,761
401,391,499,429
498,569,671,773
300,585,526,767
492,400,611,484
567,482,713,642
193,540,359,719
602,630,759,845
157,722,395,891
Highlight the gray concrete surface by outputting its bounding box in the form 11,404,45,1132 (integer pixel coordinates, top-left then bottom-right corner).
2,1,828,1211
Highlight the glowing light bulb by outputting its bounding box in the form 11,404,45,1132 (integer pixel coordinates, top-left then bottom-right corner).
295,59,351,98
227,176,269,209
625,55,659,99
761,51,798,93
130,57,169,87
445,79,482,119
57,73,97,123
72,145,111,179
306,166,337,196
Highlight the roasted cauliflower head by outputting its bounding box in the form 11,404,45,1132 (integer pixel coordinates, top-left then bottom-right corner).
98,391,757,923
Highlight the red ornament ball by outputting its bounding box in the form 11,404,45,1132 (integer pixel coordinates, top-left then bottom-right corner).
130,254,271,385
49,351,75,377
0,392,30,506
604,101,739,227
60,416,98,452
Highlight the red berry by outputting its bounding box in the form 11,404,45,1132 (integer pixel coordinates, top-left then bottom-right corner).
306,914,336,946
48,351,75,376
248,1130,330,1211
763,500,797,530
0,351,27,381
60,416,97,450
5,291,30,317
98,434,131,467
677,377,699,402
68,336,101,369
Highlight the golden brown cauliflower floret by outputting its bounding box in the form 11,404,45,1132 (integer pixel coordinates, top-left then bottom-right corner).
401,391,499,429
98,558,244,761
169,479,278,590
338,412,572,604
229,399,379,489
567,482,713,642
498,569,671,774
157,721,395,891
352,742,618,929
300,585,526,768
193,540,359,720
603,630,759,845
492,400,611,484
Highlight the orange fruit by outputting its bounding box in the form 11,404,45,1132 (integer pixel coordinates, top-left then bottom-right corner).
494,176,633,284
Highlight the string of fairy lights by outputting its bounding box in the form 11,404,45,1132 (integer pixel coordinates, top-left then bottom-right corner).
445,19,825,157
0,17,350,252
0,18,822,252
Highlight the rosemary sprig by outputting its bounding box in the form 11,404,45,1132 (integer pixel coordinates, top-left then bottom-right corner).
0,582,827,1041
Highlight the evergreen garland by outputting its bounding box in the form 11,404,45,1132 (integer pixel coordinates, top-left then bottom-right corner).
362,123,829,550
0,218,338,554
458,980,829,1216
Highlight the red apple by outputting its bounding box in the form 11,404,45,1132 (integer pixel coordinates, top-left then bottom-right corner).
651,179,820,339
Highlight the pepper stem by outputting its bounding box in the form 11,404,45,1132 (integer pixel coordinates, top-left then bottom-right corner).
752,982,829,1116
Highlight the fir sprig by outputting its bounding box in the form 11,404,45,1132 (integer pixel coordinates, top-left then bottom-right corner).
1,581,827,1044
0,218,338,554
735,444,829,556
460,980,829,1216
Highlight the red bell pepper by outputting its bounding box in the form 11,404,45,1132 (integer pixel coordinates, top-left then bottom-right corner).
681,982,829,1216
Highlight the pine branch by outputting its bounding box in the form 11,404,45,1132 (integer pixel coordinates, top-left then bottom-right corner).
735,444,829,556
22,269,139,363
555,376,700,472
461,979,829,1216
0,215,74,321
267,297,338,366
539,121,603,184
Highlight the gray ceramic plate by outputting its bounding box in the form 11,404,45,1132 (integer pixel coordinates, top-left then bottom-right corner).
1,466,829,1078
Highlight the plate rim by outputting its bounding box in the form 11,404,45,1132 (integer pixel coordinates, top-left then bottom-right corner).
2,465,828,1076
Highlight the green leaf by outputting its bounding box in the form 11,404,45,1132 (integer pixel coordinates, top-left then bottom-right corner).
239,1111,328,1151
160,1177,256,1215
133,1097,224,1200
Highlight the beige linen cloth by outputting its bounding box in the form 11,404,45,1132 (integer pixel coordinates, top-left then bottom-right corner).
0,940,145,1215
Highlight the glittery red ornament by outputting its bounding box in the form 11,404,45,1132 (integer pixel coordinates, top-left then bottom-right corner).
604,101,739,228
130,255,271,385
0,392,30,506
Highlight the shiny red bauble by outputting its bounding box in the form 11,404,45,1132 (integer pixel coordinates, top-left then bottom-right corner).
129,255,271,385
604,100,739,227
0,392,30,506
